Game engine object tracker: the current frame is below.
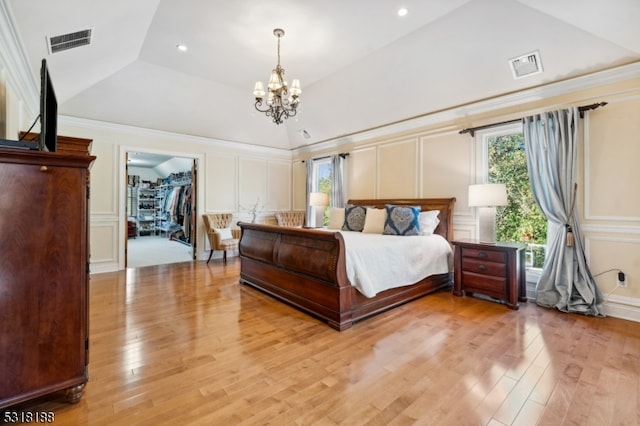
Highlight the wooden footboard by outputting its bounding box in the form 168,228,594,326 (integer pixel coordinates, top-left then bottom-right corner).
238,198,456,330
238,224,354,329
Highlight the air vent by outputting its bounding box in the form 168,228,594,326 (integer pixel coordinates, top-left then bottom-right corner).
509,51,543,79
47,29,92,54
297,129,311,139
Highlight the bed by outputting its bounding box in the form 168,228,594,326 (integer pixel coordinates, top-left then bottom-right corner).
238,198,456,330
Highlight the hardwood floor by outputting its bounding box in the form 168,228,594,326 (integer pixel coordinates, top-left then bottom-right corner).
6,260,640,425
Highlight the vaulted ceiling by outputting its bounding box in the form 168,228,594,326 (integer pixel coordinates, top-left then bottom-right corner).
5,0,640,150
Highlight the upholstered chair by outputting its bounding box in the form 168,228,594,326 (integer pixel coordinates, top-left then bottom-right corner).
202,213,240,264
275,211,305,227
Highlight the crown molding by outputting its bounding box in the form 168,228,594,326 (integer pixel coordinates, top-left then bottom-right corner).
294,61,640,156
0,2,38,117
60,115,292,159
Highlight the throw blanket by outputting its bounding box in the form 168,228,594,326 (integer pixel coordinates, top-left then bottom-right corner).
340,231,452,298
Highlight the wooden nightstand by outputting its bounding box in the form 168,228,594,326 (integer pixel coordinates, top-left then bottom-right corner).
452,240,527,309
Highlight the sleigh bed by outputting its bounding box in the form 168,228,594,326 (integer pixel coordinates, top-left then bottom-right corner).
238,198,456,330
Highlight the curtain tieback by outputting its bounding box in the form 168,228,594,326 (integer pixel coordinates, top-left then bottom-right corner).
565,224,574,247
565,183,578,247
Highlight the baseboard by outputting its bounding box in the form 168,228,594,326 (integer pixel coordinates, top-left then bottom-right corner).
526,281,640,323
603,294,640,323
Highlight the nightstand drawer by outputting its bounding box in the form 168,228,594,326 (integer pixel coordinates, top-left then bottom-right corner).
461,258,506,277
461,247,506,263
461,271,507,296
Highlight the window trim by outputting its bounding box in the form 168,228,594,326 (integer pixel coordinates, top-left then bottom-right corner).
475,122,545,278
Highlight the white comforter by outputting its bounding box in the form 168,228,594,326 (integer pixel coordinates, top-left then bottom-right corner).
339,231,452,298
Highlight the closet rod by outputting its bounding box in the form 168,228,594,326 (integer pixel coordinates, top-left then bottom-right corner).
459,101,608,137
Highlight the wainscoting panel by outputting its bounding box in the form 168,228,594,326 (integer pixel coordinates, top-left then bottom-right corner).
378,137,418,198
266,160,291,211
90,218,119,273
205,154,237,212
347,146,377,198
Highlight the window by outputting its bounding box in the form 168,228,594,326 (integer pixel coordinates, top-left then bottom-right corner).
482,124,547,269
312,158,332,225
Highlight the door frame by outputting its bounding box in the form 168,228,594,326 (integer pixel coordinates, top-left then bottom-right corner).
119,146,203,270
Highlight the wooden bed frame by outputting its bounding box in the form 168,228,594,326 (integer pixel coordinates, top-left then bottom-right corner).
238,198,456,330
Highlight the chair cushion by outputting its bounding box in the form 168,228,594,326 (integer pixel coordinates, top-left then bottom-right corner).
215,227,233,240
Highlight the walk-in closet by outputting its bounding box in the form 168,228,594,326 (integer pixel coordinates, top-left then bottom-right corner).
126,152,196,267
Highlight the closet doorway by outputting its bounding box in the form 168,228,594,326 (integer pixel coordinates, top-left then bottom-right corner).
125,152,198,268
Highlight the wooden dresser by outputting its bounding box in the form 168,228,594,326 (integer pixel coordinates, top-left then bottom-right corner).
0,143,95,409
452,240,526,309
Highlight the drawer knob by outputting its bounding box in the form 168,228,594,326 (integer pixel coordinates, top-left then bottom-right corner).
478,251,488,258
39,165,48,172
477,264,487,271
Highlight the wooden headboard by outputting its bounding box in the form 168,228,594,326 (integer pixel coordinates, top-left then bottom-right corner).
346,198,456,242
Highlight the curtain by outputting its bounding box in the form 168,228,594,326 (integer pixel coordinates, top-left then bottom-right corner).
305,160,314,227
330,154,346,207
523,107,604,316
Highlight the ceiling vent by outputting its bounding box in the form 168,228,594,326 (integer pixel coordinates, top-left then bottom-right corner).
509,51,543,79
297,129,311,139
47,29,92,54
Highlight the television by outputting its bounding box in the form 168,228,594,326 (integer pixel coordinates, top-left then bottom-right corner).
39,58,57,152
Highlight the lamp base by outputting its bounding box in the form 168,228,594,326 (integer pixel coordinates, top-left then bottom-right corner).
314,206,324,228
477,207,497,243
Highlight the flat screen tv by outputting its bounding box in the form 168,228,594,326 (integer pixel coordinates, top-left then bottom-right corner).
39,58,57,152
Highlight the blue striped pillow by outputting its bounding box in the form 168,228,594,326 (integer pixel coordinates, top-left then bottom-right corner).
383,205,421,236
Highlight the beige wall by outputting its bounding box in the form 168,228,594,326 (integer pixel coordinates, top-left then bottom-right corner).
53,121,292,273
293,78,640,320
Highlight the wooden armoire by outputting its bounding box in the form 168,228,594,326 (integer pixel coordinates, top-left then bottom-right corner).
0,137,95,408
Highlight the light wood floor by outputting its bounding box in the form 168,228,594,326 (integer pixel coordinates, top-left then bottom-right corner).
8,260,640,425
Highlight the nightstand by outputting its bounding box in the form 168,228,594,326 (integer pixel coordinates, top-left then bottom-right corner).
452,240,527,309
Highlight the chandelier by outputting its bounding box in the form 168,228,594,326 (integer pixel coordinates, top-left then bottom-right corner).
253,28,301,125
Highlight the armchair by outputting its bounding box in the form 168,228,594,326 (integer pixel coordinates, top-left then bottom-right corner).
202,213,240,264
274,211,306,227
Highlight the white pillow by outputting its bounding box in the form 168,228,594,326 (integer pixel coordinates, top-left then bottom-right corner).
419,210,440,235
215,227,233,240
328,208,345,229
362,207,387,234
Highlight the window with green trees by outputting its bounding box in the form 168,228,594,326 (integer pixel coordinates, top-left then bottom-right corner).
487,130,547,268
313,159,332,225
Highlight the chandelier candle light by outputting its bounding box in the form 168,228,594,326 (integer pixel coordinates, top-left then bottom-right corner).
253,28,301,124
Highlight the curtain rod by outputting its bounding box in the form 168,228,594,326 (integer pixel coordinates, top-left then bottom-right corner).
459,101,608,137
302,153,349,163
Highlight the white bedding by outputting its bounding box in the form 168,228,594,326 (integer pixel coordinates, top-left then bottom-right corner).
339,231,452,298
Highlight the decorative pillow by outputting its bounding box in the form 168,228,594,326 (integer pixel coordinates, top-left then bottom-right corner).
383,205,421,236
328,208,345,230
342,204,367,232
215,227,233,240
419,210,440,235
362,208,387,234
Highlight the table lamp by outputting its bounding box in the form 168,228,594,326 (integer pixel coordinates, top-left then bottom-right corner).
309,192,329,228
468,183,507,243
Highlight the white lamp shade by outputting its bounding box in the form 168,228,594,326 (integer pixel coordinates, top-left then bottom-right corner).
468,183,508,207
290,79,301,95
253,81,265,97
309,192,329,207
268,71,281,90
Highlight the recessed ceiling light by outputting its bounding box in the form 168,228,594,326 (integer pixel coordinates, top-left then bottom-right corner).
397,7,408,17
176,44,188,52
